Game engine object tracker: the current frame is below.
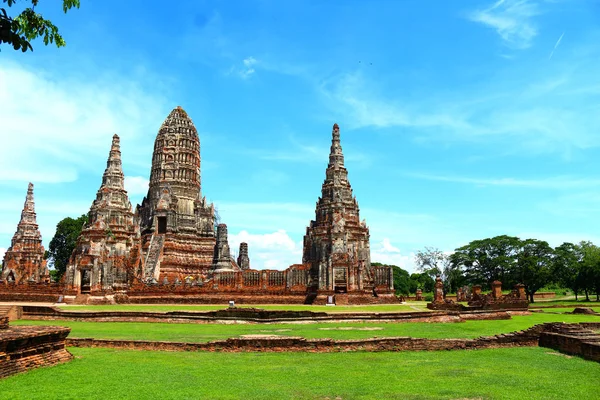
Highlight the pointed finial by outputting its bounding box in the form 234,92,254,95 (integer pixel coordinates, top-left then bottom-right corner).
328,123,344,167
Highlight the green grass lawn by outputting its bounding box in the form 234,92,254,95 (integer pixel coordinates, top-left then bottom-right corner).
529,299,600,307
12,313,600,343
56,303,430,313
533,307,600,313
0,347,598,399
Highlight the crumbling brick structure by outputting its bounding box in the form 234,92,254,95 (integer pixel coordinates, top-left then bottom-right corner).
1,114,394,304
428,280,528,311
303,124,394,303
0,306,72,378
64,135,142,294
0,183,49,284
135,107,242,283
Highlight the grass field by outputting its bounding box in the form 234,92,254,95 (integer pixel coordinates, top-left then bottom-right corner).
12,313,600,342
0,347,598,399
533,307,600,313
56,303,429,313
529,299,600,307
53,299,600,314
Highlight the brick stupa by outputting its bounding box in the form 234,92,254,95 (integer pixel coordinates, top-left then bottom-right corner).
303,124,374,292
136,106,240,282
65,134,141,293
1,183,49,284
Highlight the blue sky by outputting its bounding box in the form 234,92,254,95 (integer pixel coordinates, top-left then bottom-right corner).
2,0,600,272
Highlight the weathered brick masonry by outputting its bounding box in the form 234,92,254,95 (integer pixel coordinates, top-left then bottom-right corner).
539,322,600,363
19,306,517,324
66,325,542,353
0,325,72,379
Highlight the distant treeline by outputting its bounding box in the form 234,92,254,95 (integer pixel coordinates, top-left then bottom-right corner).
375,235,600,303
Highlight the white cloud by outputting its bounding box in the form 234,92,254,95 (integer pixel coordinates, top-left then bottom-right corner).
468,0,540,49
371,238,416,272
0,61,168,184
229,230,303,270
548,31,565,60
216,202,314,234
317,46,600,156
227,56,258,79
124,176,149,195
318,71,473,131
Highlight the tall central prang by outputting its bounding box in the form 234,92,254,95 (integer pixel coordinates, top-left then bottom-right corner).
303,124,375,294
136,106,240,282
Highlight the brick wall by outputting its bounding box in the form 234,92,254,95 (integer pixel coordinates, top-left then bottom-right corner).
66,326,541,353
539,323,600,363
0,326,73,379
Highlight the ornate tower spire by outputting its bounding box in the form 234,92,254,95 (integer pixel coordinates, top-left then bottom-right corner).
302,124,372,292
328,123,345,168
148,106,201,202
65,134,140,292
14,183,41,247
135,106,227,283
88,134,132,223
1,183,48,283
101,134,125,190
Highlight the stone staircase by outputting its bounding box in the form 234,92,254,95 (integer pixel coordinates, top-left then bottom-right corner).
0,305,18,327
144,234,165,281
0,305,13,317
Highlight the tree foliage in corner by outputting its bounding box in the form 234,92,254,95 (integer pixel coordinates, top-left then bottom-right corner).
48,214,87,281
0,0,80,52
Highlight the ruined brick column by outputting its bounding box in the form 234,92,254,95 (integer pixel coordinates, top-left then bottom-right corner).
213,224,235,272
237,242,250,270
65,134,141,293
491,280,502,299
415,289,423,301
515,284,526,300
1,183,48,283
433,275,444,303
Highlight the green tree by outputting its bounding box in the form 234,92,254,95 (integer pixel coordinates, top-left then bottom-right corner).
451,235,521,287
513,239,554,303
414,247,447,278
414,247,464,293
48,214,87,281
1,0,80,52
409,272,434,293
579,241,600,301
553,242,584,300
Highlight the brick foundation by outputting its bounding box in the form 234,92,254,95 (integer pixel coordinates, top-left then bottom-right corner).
66,325,542,353
20,306,518,324
539,322,600,363
0,325,73,379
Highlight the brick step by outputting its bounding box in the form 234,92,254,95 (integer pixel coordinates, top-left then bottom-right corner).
0,305,14,317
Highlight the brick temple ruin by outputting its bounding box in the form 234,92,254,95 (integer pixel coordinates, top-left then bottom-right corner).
0,183,49,284
0,305,72,379
427,277,528,311
0,107,394,304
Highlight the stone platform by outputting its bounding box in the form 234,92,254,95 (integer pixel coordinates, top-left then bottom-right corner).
0,305,72,379
19,305,522,324
0,325,72,379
